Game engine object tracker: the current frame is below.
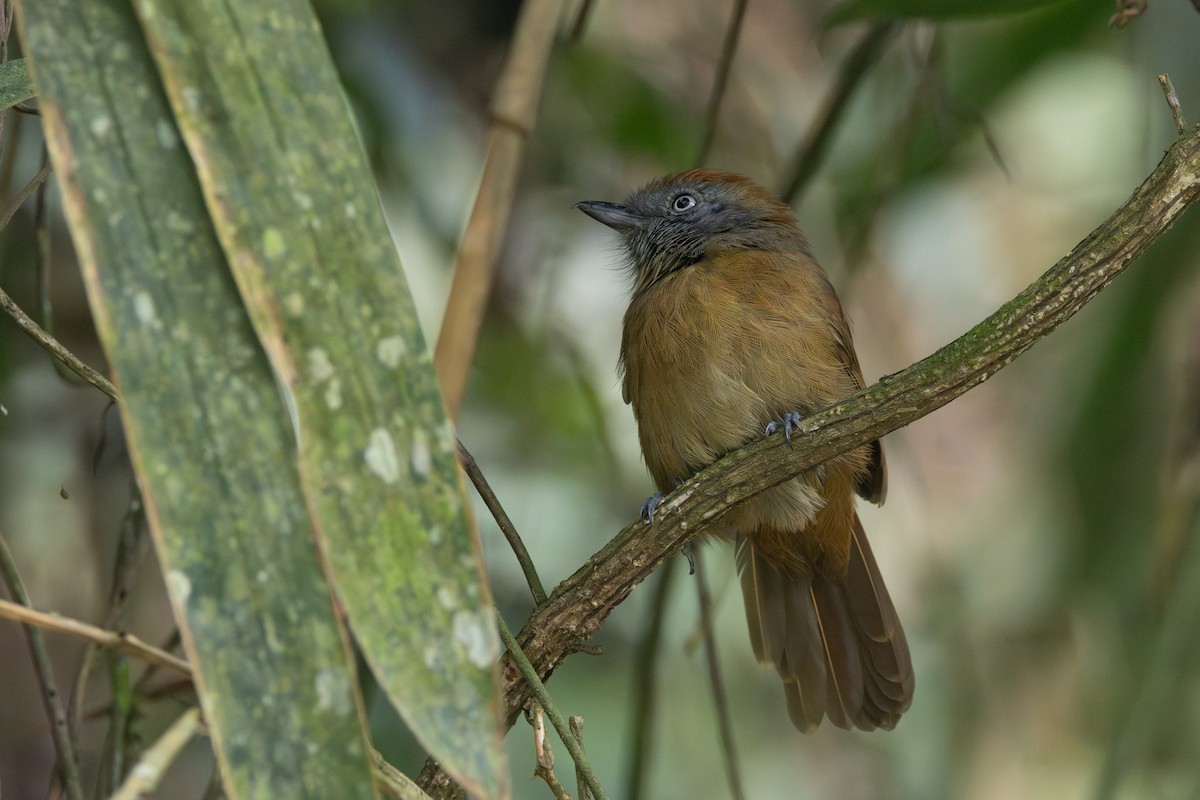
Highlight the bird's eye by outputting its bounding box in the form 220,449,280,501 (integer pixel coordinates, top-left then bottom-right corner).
671,194,697,213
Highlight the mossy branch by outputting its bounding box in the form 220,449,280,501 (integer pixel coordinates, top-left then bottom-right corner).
418,124,1200,795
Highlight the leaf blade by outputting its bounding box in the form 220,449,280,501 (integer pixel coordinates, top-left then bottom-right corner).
18,2,378,797
128,2,509,796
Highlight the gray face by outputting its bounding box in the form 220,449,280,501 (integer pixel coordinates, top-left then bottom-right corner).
576,172,805,294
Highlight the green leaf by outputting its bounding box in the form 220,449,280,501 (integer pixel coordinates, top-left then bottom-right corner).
0,59,34,109
826,0,1074,24
18,2,377,799
128,2,508,798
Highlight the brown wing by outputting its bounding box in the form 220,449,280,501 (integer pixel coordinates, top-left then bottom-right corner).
815,273,887,505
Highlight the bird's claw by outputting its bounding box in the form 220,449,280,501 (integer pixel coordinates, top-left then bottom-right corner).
683,541,696,575
640,492,664,524
765,411,805,443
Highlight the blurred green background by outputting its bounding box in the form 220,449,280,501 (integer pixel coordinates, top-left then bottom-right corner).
3,0,1200,798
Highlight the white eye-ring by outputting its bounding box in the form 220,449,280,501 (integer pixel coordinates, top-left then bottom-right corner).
671,194,697,213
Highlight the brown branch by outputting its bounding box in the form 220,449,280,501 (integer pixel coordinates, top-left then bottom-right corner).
0,284,118,400
0,598,192,676
569,715,590,800
434,0,563,419
530,705,572,800
419,115,1200,799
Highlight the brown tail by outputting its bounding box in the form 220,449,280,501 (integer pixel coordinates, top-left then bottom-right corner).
736,515,914,732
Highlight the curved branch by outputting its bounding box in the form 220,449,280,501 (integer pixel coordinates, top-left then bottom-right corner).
420,124,1200,796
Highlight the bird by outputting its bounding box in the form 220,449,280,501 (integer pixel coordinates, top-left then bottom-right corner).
576,169,914,732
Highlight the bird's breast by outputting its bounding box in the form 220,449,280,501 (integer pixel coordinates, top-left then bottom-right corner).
620,253,848,490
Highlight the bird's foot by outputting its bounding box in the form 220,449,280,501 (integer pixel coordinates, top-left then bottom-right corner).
765,411,805,443
640,477,685,524
683,541,696,575
640,492,665,524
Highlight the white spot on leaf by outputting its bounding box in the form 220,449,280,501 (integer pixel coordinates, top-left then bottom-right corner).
410,433,431,480
263,228,285,259
156,119,178,149
284,292,305,316
375,336,406,368
307,347,334,381
165,211,194,234
324,378,342,410
315,669,351,715
364,428,400,484
181,86,201,112
454,609,499,669
133,292,158,326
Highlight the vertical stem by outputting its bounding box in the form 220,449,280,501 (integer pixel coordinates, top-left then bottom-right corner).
693,550,745,800
624,557,676,800
434,0,564,419
695,0,749,166
0,532,85,800
498,614,610,800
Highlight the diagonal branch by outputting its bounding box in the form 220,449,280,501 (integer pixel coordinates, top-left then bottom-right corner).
420,123,1200,796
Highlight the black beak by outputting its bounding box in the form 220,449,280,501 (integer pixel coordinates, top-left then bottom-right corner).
574,200,649,231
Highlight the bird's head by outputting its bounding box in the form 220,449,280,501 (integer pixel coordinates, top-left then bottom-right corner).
575,169,810,294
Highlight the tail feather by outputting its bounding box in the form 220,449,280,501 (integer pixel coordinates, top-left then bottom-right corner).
735,516,914,732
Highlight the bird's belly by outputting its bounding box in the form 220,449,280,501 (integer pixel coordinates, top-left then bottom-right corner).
632,356,825,535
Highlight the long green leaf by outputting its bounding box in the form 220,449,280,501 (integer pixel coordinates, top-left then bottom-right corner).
17,2,377,797
129,2,508,797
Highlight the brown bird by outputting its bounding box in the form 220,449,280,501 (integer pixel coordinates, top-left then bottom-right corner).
576,169,913,732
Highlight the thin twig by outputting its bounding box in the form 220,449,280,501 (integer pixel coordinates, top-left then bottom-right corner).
778,22,898,204
434,0,563,419
457,439,548,606
498,615,608,800
0,155,52,230
417,123,1200,799
693,551,745,800
569,716,590,800
530,704,572,800
372,748,436,800
34,144,62,366
100,653,133,795
0,285,118,400
0,533,85,800
567,0,597,43
695,0,749,166
69,483,146,752
108,707,201,800
0,598,191,676
1159,73,1187,135
624,557,676,800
